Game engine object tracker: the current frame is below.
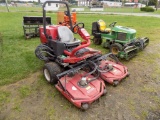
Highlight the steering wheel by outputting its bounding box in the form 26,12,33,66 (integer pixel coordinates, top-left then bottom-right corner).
109,21,117,28
72,22,84,34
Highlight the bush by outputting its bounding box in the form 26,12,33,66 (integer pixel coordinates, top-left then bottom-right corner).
140,6,154,12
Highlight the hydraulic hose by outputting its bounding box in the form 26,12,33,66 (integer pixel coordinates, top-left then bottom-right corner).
97,64,113,73
82,61,97,77
82,61,100,84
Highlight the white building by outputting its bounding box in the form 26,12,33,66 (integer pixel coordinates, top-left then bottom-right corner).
41,0,60,11
101,1,122,7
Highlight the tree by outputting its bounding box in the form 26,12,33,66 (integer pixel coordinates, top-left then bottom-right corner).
149,0,158,10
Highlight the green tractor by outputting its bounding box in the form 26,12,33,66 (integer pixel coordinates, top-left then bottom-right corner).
91,19,149,60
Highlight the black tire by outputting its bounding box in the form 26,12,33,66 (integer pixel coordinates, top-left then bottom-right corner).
109,43,123,55
43,62,62,84
81,103,89,110
93,37,102,45
113,80,119,87
103,88,107,95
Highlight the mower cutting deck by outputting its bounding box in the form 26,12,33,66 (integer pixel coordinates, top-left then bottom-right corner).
55,61,106,110
95,53,129,86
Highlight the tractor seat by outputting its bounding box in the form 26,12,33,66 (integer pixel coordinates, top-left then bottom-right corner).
97,19,111,33
58,26,81,46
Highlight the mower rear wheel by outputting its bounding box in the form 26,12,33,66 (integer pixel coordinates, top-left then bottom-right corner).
43,62,62,84
110,43,122,55
81,103,89,110
93,37,102,45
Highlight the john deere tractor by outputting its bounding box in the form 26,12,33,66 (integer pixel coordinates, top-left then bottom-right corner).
91,20,149,60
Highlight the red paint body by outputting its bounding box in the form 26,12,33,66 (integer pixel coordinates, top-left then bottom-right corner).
39,25,60,43
39,25,101,63
99,60,128,84
55,71,106,108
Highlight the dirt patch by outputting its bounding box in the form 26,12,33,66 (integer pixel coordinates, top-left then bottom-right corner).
0,45,160,120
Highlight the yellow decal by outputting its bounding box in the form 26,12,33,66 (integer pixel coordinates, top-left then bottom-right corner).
86,86,91,90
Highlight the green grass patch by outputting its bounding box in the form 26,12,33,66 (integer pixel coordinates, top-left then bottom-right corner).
19,85,31,98
1,6,160,14
0,91,11,111
0,91,10,103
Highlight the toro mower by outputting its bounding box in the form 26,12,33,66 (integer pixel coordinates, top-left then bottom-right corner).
35,1,107,110
35,1,129,109
92,19,149,60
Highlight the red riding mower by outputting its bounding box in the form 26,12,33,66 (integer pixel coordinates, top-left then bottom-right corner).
35,1,129,110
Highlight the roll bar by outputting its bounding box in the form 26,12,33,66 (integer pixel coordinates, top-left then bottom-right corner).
42,1,73,39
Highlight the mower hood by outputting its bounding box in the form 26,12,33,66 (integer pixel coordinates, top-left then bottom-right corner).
59,71,102,100
112,26,136,34
99,60,128,83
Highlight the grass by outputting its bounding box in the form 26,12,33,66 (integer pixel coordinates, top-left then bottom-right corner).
1,5,160,14
19,85,31,98
0,8,160,120
0,10,160,87
0,91,10,111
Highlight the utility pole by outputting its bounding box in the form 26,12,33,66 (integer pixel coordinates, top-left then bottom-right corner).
5,0,10,12
155,0,158,11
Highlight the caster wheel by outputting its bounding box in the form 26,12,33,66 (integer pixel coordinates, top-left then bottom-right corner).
126,72,130,77
113,80,119,87
81,103,89,110
103,88,107,95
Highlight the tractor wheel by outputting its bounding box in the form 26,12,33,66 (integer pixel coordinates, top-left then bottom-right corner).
43,62,62,84
93,37,102,45
110,43,122,55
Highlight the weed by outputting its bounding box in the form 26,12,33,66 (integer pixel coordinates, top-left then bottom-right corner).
0,91,10,110
141,111,148,120
13,105,21,112
141,86,156,93
19,85,31,98
150,96,160,105
128,99,135,111
47,108,55,120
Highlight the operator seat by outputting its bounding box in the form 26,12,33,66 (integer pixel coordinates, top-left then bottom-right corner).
58,26,81,46
97,19,111,33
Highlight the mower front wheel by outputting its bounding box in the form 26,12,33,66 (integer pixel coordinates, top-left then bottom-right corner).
93,37,102,45
43,62,62,84
110,43,122,55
